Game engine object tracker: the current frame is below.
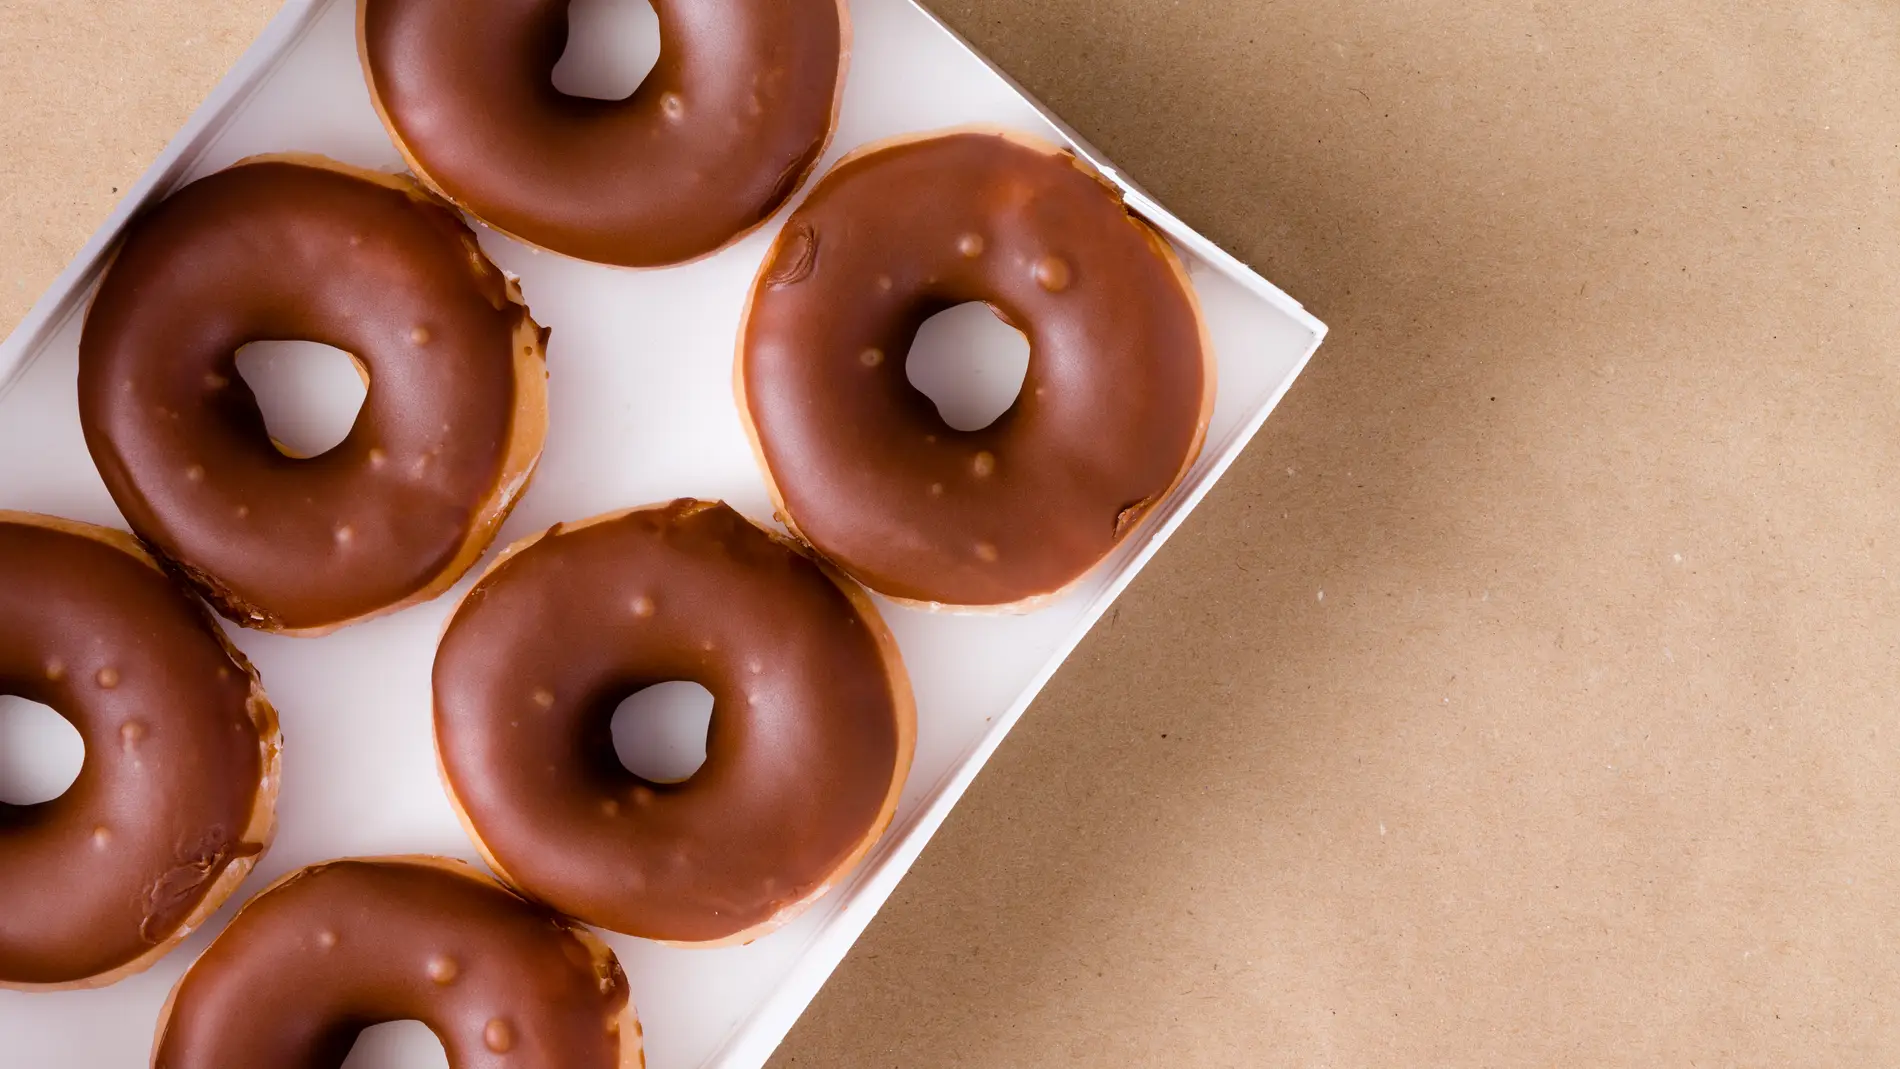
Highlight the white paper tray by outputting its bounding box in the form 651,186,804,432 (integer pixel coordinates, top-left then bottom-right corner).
0,1,1326,1065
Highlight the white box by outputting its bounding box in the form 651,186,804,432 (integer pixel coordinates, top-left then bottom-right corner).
0,1,1326,1065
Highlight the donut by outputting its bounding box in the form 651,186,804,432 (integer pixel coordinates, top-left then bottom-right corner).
0,512,279,990
737,130,1216,610
359,0,848,267
78,155,548,636
433,499,913,945
152,856,641,1068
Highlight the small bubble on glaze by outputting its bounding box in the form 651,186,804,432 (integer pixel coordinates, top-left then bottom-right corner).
410,326,431,345
484,1019,515,1053
975,542,1000,563
875,274,893,292
661,92,685,120
348,235,364,247
929,482,944,497
91,826,112,849
203,372,228,390
45,659,65,681
700,639,715,652
318,930,339,950
121,721,146,748
96,667,120,689
236,505,251,519
630,785,655,807
859,348,884,367
427,955,459,984
746,658,763,675
532,688,555,709
334,525,355,547
957,233,985,258
630,595,655,618
185,465,205,483
368,448,387,469
973,451,997,477
1033,255,1073,292
601,798,620,817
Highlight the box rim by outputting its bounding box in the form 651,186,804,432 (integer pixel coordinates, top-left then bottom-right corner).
0,2,1329,1066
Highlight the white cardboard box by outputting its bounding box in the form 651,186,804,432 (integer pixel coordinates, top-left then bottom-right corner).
0,1,1326,1065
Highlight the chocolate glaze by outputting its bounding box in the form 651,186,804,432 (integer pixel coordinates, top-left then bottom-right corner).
154,857,638,1069
740,132,1212,607
361,0,845,267
0,515,277,987
434,500,911,943
79,159,545,634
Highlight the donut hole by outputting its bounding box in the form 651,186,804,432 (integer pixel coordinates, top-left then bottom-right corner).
235,340,369,459
552,0,662,102
610,681,713,784
0,695,83,805
905,302,1031,432
338,1020,449,1069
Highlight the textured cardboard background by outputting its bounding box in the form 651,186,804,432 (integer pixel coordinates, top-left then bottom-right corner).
6,2,1899,1065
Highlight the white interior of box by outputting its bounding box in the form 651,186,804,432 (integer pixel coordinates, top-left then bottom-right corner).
0,0,1324,1065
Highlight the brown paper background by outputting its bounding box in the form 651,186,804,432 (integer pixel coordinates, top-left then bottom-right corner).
6,2,1899,1065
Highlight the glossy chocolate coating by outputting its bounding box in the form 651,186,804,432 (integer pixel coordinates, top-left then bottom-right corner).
740,133,1211,607
79,159,542,633
361,0,844,266
434,501,908,942
154,858,636,1069
0,516,276,986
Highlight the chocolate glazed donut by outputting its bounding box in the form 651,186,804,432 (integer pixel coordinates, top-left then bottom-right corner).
79,156,548,636
153,857,641,1069
0,513,279,990
433,500,914,945
738,131,1216,610
359,0,848,267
